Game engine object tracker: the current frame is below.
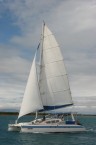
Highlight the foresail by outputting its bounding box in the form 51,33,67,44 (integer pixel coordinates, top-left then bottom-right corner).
18,53,43,119
39,24,73,111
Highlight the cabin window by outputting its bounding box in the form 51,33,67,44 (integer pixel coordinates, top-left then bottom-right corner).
46,121,51,124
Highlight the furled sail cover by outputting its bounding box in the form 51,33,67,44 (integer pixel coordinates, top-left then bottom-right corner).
39,24,73,111
18,54,43,119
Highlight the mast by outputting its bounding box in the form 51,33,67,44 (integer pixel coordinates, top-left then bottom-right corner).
40,21,45,64
35,43,40,120
38,22,45,98
35,22,45,118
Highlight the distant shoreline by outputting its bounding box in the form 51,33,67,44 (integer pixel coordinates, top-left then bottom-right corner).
0,112,19,115
0,112,96,116
0,112,35,116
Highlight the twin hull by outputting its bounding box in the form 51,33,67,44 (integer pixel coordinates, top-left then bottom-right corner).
8,124,21,132
8,124,86,133
21,125,86,133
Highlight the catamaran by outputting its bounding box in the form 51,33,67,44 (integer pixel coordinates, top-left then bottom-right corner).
8,22,86,133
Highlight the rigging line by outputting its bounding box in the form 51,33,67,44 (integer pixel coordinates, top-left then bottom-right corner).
51,89,71,94
37,42,40,50
39,74,68,81
35,45,40,118
41,59,65,66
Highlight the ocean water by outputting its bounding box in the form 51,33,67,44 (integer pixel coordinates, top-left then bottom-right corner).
0,115,96,145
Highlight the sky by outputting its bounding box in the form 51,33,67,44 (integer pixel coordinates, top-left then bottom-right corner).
0,0,96,114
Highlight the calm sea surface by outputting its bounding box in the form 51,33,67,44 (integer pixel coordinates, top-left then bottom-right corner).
0,115,96,145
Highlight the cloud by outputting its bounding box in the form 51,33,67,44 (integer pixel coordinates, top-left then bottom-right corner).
0,44,32,111
0,0,96,113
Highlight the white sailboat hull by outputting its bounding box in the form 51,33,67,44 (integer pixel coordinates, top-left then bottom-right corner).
8,124,21,132
8,122,31,132
20,124,86,133
8,118,86,133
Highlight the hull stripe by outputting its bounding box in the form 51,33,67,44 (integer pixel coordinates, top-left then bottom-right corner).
22,125,84,129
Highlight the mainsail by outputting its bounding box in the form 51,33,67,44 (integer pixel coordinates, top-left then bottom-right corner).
39,24,73,110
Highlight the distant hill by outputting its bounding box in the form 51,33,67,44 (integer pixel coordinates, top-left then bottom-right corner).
0,112,19,115
0,108,19,112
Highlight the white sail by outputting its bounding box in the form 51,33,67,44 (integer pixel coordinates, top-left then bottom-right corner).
18,53,43,119
18,23,73,119
39,24,73,110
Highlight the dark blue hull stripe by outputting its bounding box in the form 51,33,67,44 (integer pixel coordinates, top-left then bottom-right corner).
22,125,84,129
39,104,73,112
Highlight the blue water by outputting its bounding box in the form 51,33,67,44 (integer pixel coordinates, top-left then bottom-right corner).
0,115,96,145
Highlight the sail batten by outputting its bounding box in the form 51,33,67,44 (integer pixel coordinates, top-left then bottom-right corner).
50,89,71,93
